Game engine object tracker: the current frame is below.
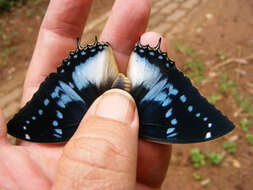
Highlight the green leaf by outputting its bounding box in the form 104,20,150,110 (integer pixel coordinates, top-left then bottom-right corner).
223,141,237,154
207,152,223,165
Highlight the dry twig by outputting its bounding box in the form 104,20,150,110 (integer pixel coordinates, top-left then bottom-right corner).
213,55,253,70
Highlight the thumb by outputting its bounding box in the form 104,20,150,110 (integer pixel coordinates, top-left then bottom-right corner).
53,89,139,190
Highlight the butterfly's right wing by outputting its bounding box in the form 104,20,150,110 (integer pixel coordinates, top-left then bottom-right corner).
7,41,119,142
127,42,234,144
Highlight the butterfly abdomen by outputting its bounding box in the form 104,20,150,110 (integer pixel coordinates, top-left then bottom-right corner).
111,73,131,92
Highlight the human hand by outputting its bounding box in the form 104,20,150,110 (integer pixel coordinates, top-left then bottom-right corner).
0,0,171,189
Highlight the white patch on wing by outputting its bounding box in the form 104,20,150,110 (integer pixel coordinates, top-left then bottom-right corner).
127,52,162,89
72,46,118,90
127,52,179,105
140,78,168,103
53,81,86,109
59,81,84,103
25,134,31,140
205,132,212,139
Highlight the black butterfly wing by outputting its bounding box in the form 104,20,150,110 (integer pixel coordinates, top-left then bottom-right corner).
127,44,235,144
7,42,119,142
8,74,87,142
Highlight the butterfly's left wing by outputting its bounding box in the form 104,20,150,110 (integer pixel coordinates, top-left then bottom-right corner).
7,41,119,142
127,42,234,144
7,75,88,142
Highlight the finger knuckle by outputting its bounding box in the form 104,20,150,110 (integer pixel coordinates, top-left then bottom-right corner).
63,135,130,173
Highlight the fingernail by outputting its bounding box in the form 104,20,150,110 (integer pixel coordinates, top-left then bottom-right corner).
96,89,135,124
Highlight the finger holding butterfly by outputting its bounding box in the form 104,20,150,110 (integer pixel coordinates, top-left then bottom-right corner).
22,0,93,106
100,0,151,73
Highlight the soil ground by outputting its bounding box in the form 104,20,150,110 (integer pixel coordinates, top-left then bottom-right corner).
0,0,253,189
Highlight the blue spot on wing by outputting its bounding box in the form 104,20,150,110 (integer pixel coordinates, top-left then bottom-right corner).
44,99,50,106
168,84,178,96
162,97,172,107
158,55,163,60
180,95,187,103
170,118,178,125
56,110,63,119
166,127,175,134
52,120,59,127
165,108,173,118
55,129,63,135
188,105,193,112
154,92,167,102
167,133,178,138
38,109,43,115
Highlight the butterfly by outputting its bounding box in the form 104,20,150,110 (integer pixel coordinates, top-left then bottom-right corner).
7,37,235,144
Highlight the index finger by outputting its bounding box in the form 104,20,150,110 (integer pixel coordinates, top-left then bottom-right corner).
100,0,151,73
22,0,93,106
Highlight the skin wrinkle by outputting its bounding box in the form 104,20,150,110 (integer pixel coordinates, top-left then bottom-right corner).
56,163,131,190
57,166,133,190
2,164,21,190
66,134,132,165
21,148,53,189
0,160,20,190
42,19,83,38
26,144,63,181
62,146,130,175
56,147,135,190
1,147,52,189
42,0,92,38
70,133,132,160
41,13,84,39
